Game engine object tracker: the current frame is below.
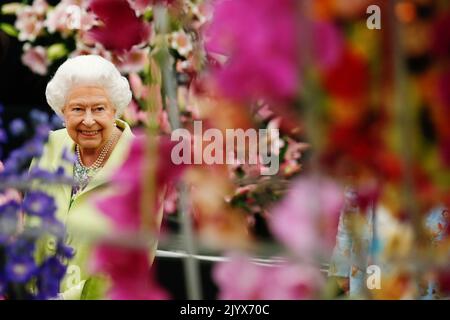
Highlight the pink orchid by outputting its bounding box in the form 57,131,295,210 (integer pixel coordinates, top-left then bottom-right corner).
95,134,187,231
127,0,176,15
122,99,149,126
204,0,344,104
204,0,300,104
88,0,151,52
70,42,112,61
92,134,187,299
21,44,50,75
213,254,324,299
169,30,193,57
112,47,149,74
128,73,149,100
91,244,169,300
127,0,152,15
269,176,344,258
45,0,96,37
15,0,48,42
162,185,178,215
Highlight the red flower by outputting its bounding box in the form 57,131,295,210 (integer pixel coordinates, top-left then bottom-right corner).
323,48,369,101
432,11,450,58
88,0,151,52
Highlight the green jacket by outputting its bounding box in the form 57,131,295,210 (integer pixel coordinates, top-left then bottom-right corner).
29,119,134,299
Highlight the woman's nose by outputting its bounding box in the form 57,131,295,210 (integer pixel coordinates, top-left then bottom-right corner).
82,111,95,126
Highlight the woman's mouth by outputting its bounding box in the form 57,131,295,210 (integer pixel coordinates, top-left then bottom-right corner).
79,130,101,137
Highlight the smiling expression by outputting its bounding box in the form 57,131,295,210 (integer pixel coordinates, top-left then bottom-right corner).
63,86,117,152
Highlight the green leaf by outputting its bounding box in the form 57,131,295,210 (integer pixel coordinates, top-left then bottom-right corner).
1,3,25,15
0,23,19,37
47,43,68,61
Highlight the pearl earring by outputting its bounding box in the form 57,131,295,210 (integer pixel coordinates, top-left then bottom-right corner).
62,122,66,127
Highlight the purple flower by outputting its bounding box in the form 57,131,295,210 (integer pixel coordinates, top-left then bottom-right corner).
9,118,26,136
35,257,67,299
5,239,37,283
29,109,49,125
56,242,75,259
5,258,37,283
50,114,64,130
40,219,65,239
62,147,77,164
22,191,57,218
34,124,51,141
0,200,20,244
0,274,6,296
28,167,56,181
0,129,6,143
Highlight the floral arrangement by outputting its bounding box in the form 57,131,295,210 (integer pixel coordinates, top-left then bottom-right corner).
0,107,75,299
0,0,449,300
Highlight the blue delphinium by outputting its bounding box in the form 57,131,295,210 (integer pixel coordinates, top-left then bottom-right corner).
0,108,76,300
29,110,49,125
0,201,20,244
35,257,67,299
4,239,37,283
9,119,26,137
22,191,57,219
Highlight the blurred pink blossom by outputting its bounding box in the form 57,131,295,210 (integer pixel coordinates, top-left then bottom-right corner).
88,0,151,52
269,176,344,258
95,134,187,231
313,21,344,71
204,0,343,104
45,0,96,37
70,43,112,61
213,254,324,299
163,185,178,214
169,30,193,57
204,0,300,103
21,44,50,75
15,0,48,41
112,47,149,74
91,244,169,300
128,73,149,100
122,99,149,126
92,134,186,299
127,0,176,15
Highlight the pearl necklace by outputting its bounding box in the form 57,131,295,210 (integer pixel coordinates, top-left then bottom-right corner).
72,131,119,197
76,130,118,170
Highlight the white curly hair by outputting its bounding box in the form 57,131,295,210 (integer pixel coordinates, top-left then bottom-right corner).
46,55,132,118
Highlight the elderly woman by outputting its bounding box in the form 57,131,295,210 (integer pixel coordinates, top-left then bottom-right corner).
29,55,136,299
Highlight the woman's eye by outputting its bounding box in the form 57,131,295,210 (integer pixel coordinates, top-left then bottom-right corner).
95,107,105,112
72,107,82,112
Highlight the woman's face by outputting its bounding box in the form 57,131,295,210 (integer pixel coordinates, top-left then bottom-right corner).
62,86,116,151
